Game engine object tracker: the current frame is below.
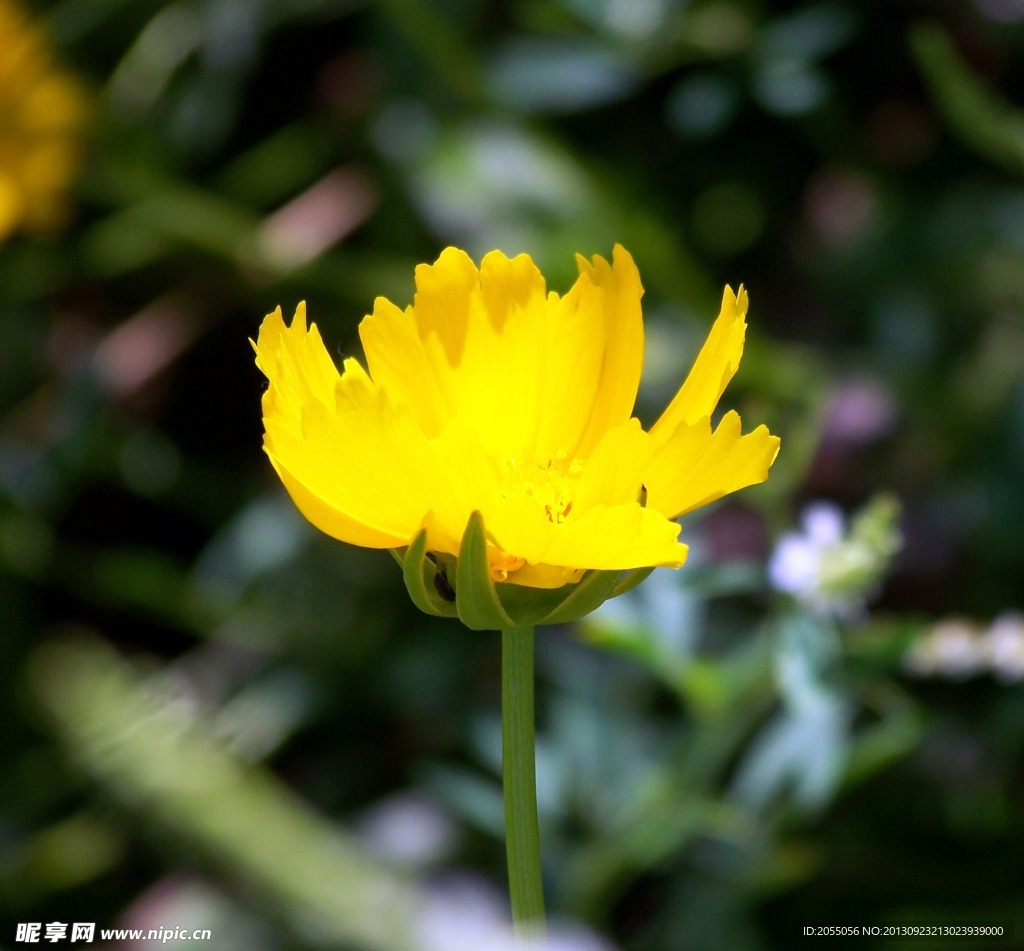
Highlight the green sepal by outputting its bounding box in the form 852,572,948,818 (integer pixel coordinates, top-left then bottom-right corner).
489,582,579,627
396,513,656,629
455,512,516,631
395,530,458,619
612,566,655,598
535,567,625,625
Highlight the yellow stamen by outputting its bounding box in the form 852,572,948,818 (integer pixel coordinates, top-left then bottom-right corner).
488,547,526,582
501,451,582,528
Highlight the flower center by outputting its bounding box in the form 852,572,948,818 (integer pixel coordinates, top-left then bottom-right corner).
500,450,582,525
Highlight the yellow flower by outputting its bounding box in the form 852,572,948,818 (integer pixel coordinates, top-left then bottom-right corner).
0,0,88,241
254,246,779,591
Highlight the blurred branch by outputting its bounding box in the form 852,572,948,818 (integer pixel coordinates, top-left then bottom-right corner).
911,20,1024,177
78,157,410,305
377,0,484,105
29,634,429,951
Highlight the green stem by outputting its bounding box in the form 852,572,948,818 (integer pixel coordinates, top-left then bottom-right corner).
502,625,546,934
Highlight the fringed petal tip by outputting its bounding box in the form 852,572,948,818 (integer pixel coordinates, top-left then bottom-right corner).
722,283,748,315
651,283,752,437
575,243,642,293
253,302,309,361
644,410,781,520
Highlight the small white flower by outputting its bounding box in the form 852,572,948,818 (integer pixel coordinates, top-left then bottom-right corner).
415,875,618,951
355,793,458,869
802,502,847,546
768,502,846,600
768,496,901,618
984,613,1024,683
903,613,1024,683
927,619,989,679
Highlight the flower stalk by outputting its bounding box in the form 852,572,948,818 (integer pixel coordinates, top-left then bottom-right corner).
502,625,545,933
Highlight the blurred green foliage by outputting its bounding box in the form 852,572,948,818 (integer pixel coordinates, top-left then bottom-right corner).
2,0,1024,949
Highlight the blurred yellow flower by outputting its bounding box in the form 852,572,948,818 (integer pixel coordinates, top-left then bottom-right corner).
254,246,779,589
0,0,88,241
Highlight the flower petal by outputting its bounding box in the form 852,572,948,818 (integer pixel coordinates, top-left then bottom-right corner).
650,285,748,438
506,562,586,589
357,296,451,439
255,305,440,547
569,417,653,513
540,503,686,572
644,410,781,519
253,303,342,428
421,420,506,557
267,455,402,548
570,244,645,456
363,248,556,456
359,245,644,460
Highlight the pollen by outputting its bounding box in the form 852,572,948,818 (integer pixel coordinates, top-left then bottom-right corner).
501,451,582,525
488,547,526,582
